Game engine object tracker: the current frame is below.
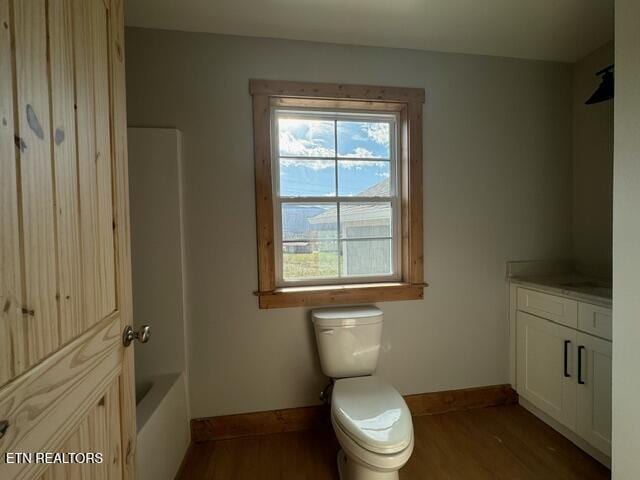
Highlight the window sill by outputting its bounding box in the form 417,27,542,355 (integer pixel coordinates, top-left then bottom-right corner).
254,282,427,309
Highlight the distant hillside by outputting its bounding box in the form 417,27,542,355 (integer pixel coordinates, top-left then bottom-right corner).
283,206,325,240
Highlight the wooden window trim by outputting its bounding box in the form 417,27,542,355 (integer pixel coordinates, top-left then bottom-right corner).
251,79,426,309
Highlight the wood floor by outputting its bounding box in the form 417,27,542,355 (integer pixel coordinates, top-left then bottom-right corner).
178,405,610,479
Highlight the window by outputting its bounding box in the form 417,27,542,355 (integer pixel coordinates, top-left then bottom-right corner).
275,110,400,285
251,80,425,308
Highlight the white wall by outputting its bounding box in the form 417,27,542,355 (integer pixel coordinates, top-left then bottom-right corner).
572,43,614,279
128,128,188,394
612,1,640,477
125,28,573,418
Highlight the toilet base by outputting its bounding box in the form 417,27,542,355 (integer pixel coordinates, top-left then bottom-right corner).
337,450,399,480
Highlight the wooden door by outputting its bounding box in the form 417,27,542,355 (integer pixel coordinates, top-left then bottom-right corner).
516,311,577,430
576,332,612,456
0,0,135,478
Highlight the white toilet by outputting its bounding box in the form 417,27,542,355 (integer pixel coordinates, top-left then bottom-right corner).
312,306,414,480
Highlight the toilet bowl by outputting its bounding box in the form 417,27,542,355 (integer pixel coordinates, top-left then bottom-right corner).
331,376,414,480
311,307,414,480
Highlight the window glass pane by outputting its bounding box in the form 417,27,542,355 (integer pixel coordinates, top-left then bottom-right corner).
337,121,390,159
339,203,392,238
338,160,390,196
283,241,339,280
278,118,335,157
341,239,392,277
282,204,337,241
280,159,336,197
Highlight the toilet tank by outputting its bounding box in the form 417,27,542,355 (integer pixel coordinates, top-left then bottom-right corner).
312,306,383,379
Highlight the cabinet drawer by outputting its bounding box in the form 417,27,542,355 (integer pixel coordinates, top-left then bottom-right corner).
517,288,578,328
578,303,612,341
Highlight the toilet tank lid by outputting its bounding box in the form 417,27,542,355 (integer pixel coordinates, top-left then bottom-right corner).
312,306,383,327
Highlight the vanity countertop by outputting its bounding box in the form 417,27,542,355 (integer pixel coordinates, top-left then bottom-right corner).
509,274,612,307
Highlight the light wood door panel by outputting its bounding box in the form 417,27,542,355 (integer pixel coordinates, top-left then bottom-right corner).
49,0,84,345
0,314,121,479
37,377,122,480
517,311,577,430
577,332,612,456
13,0,60,368
0,0,26,385
0,0,135,478
0,0,119,375
73,0,106,329
91,0,117,321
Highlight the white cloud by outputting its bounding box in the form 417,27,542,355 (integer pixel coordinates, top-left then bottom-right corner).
281,158,333,171
365,123,390,147
279,131,335,157
343,147,377,158
279,119,334,157
341,123,389,157
278,118,390,159
340,159,388,169
281,157,389,173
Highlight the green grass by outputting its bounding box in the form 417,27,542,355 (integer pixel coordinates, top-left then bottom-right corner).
283,251,339,280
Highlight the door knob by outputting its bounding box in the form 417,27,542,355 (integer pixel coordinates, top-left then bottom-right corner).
123,325,151,347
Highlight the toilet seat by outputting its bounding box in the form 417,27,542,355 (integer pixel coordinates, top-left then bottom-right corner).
331,409,414,473
331,376,413,455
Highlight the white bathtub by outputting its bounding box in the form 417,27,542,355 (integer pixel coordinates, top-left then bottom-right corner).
136,372,190,480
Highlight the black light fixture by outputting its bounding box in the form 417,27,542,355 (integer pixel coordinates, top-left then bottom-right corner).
585,65,614,105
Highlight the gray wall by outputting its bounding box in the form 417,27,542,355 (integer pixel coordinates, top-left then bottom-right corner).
125,27,573,418
572,43,614,279
612,0,640,477
128,128,188,398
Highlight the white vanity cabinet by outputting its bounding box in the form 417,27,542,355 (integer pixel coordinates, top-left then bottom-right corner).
576,332,612,455
516,311,577,430
512,286,612,459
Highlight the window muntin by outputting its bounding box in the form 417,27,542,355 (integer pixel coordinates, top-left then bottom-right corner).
272,109,401,286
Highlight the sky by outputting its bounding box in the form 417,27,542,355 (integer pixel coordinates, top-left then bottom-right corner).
278,117,392,197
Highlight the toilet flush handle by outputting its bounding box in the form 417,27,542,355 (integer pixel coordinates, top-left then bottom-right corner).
320,328,334,335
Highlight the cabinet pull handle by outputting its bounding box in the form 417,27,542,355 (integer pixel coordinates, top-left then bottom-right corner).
578,346,586,385
563,340,571,377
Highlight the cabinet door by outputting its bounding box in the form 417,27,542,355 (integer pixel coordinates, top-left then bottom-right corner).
576,332,612,456
517,311,576,429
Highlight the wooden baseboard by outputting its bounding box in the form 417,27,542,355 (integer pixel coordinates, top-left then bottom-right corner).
191,404,330,442
405,384,518,417
191,384,517,443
